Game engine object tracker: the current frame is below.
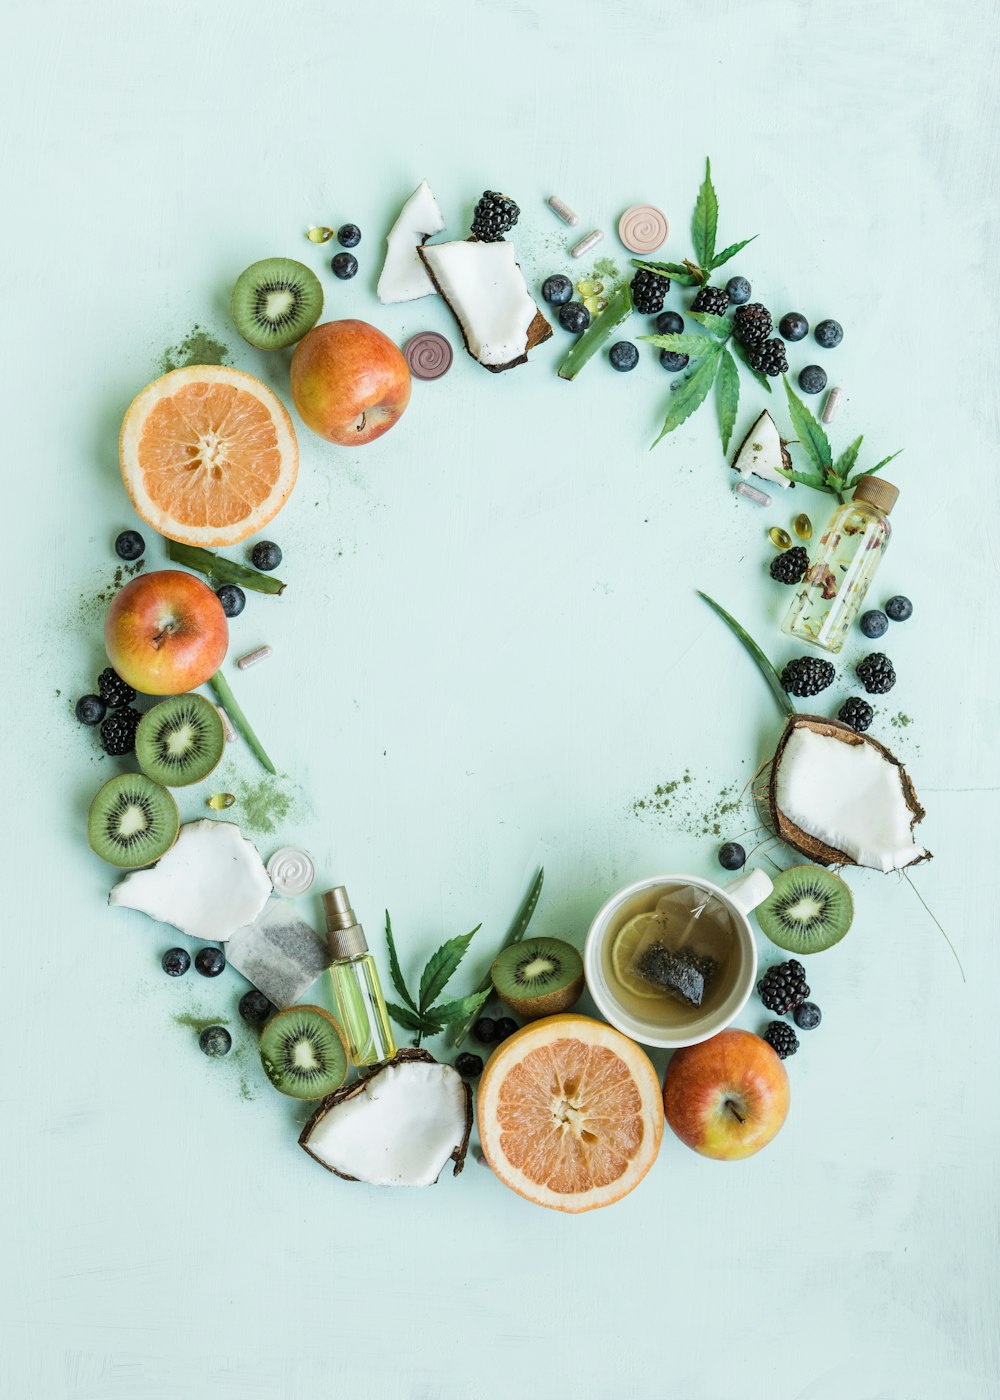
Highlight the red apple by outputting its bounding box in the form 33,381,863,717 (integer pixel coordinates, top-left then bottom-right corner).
662,1029,789,1161
290,319,411,446
105,569,228,695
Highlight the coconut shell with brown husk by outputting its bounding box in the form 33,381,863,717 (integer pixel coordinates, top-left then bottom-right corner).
768,713,930,872
299,1048,473,1187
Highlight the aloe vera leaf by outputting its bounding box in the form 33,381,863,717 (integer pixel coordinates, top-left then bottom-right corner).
450,868,544,1046
696,592,794,716
208,670,277,774
558,286,633,381
168,541,286,596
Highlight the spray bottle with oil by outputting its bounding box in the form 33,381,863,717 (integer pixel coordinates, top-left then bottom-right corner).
322,887,396,1068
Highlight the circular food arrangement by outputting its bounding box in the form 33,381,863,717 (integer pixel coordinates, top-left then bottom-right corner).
78,159,935,1212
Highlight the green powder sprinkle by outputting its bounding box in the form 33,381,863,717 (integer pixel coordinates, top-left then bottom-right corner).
593,257,619,279
160,326,230,374
173,1013,230,1034
235,776,294,834
891,713,913,728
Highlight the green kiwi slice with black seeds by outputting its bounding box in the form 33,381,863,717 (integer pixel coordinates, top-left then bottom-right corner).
135,694,225,787
490,935,585,1019
231,257,323,350
88,773,180,868
756,865,854,954
258,1005,349,1100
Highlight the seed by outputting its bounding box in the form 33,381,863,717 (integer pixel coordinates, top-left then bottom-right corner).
215,705,237,742
208,792,236,810
821,386,844,423
793,513,813,540
570,229,603,259
546,194,579,226
236,645,272,670
769,526,793,549
306,226,335,243
733,481,772,507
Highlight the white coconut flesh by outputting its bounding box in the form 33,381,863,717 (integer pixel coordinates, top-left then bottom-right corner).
732,410,790,488
108,819,272,940
376,179,446,304
774,727,927,872
301,1059,468,1187
418,240,537,366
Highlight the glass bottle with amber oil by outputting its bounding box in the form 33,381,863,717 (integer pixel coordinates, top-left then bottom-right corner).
323,887,396,1068
782,476,898,654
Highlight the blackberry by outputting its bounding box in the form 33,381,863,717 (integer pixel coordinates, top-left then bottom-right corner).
251,540,282,571
630,269,670,315
659,349,689,372
655,310,684,335
798,364,828,395
838,696,874,732
472,1016,499,1044
764,1021,799,1059
732,302,772,345
769,546,808,584
779,312,808,342
860,609,889,639
793,1001,822,1031
857,652,896,694
454,1053,484,1079
470,190,520,242
725,276,751,304
691,285,729,315
885,595,912,622
75,694,106,726
758,959,810,1015
98,667,136,709
718,842,746,871
558,302,590,334
781,656,835,697
115,529,145,561
815,318,844,348
541,274,573,306
609,341,639,372
747,337,788,378
100,706,140,756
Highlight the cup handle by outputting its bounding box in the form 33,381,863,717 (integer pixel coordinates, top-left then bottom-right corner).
723,868,773,916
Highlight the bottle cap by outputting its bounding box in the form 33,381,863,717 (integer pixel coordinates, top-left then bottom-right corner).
322,886,369,959
853,476,899,514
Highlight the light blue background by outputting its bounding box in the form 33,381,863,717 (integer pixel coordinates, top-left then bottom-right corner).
5,1,999,1396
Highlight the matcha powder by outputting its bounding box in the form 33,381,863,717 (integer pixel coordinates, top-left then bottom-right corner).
160,326,230,373
235,777,294,835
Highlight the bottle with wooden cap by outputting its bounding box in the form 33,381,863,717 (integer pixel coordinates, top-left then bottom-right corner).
323,886,396,1068
781,476,899,654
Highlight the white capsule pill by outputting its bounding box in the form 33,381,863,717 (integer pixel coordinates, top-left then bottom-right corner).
733,481,772,507
570,229,604,258
237,645,273,671
821,386,844,424
547,195,579,226
215,705,237,743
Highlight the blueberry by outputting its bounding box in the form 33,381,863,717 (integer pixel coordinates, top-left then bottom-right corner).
718,842,746,871
779,312,808,342
199,1025,232,1057
239,989,273,1026
216,584,246,618
337,223,361,248
161,947,191,977
798,364,827,395
660,349,689,372
115,529,145,561
75,693,106,726
455,1052,484,1078
473,1016,499,1044
885,595,913,622
655,310,684,335
541,274,573,306
609,341,639,372
726,276,751,305
558,302,590,334
493,1017,519,1042
815,319,843,349
250,540,282,571
195,946,226,978
860,609,889,639
793,1001,822,1030
331,252,358,280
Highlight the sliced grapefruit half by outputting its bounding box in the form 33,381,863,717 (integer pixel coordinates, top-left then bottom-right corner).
478,1014,664,1212
119,365,298,547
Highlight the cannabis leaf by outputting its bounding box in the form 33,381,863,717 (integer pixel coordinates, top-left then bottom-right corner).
851,449,903,486
783,377,833,475
688,310,732,339
834,434,864,483
710,235,758,270
641,332,721,358
384,911,417,1012
427,992,492,1024
692,158,719,270
696,591,794,717
630,258,701,287
715,349,740,453
652,343,723,448
777,381,903,498
450,868,545,1047
419,926,481,1012
384,913,484,1046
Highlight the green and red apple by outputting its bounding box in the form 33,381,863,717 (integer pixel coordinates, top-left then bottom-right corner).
105,569,228,695
290,319,411,446
662,1029,789,1160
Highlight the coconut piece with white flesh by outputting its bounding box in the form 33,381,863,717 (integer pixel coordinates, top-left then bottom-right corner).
299,1049,472,1187
108,819,272,940
376,180,446,304
732,410,793,488
417,239,552,372
770,715,929,872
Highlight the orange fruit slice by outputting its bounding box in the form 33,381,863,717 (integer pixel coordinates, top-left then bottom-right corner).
478,1014,663,1212
119,365,298,547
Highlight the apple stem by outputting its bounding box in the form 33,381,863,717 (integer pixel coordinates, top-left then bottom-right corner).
725,1099,745,1125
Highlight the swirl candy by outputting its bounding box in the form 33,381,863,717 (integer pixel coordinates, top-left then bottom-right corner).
618,205,669,255
404,332,453,380
267,847,317,898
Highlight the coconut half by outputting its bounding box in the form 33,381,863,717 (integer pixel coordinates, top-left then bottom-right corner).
770,715,929,872
417,239,552,372
732,410,793,488
299,1049,472,1187
108,819,272,940
376,180,446,304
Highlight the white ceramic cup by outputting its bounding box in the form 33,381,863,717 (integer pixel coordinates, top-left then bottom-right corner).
583,869,773,1049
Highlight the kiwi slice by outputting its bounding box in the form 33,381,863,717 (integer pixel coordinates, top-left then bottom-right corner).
491,936,584,1019
135,694,225,787
259,1005,348,1100
88,773,180,869
231,257,323,350
756,865,854,954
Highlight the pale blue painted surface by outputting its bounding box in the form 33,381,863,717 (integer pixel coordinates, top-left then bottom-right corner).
4,1,999,1396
